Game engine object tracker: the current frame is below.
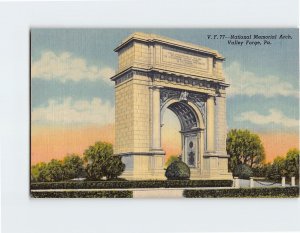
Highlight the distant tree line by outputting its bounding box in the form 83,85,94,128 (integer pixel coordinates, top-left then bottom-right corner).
31,142,125,182
227,129,299,181
256,149,299,181
32,130,299,183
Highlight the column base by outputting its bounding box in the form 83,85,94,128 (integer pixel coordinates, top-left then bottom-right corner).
120,169,166,180
201,152,233,180
119,151,233,181
120,152,166,180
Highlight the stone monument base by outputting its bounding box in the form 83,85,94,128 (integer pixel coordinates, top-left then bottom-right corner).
120,153,166,180
120,153,233,180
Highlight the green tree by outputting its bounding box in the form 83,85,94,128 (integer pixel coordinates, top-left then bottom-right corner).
63,154,85,180
266,149,299,181
233,164,253,179
252,163,269,177
266,156,286,181
226,129,266,172
31,160,65,182
165,155,180,168
105,155,125,180
31,162,47,182
83,141,125,180
285,148,299,178
44,159,65,182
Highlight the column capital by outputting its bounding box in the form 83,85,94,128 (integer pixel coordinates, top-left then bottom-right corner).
207,93,216,98
149,85,164,90
207,94,217,105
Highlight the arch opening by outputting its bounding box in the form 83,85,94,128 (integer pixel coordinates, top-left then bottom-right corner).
161,109,181,166
161,100,202,168
167,101,199,131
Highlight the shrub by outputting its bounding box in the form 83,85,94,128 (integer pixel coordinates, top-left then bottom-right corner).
32,159,65,182
31,157,85,182
84,142,125,180
183,187,299,198
84,142,113,180
31,162,48,182
284,149,299,178
63,154,85,180
233,164,253,179
31,180,233,190
265,149,299,181
165,161,190,180
31,190,132,198
266,156,286,181
105,155,125,180
252,164,268,177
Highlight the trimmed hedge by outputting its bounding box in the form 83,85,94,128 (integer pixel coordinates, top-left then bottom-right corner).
183,187,299,198
31,179,233,190
31,190,132,198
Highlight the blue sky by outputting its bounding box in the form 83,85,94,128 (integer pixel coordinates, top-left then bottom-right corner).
31,28,299,133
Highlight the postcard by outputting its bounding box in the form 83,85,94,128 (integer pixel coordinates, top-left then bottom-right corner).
30,29,299,198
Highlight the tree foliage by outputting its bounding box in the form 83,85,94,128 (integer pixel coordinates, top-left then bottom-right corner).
266,148,299,181
285,148,299,177
45,159,65,182
31,159,65,182
63,154,85,180
31,141,126,182
252,164,269,177
31,162,48,182
84,141,125,180
105,155,125,180
227,129,265,171
233,164,253,179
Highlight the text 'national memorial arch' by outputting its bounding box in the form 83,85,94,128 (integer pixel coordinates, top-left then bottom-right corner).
111,32,232,180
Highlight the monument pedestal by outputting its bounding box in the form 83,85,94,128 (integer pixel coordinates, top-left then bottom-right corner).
121,152,166,180
200,152,233,179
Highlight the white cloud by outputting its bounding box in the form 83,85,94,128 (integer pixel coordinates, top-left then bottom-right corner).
235,108,299,128
31,51,115,84
224,62,299,98
32,97,115,125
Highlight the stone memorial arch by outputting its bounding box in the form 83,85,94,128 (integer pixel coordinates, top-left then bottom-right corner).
111,32,232,180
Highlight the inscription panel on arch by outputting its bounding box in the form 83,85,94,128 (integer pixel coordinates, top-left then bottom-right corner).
161,46,209,71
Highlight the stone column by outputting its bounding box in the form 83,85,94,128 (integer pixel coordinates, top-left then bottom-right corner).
291,177,295,186
199,129,205,171
281,177,286,187
234,177,240,188
206,95,215,152
152,86,161,150
250,177,254,188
